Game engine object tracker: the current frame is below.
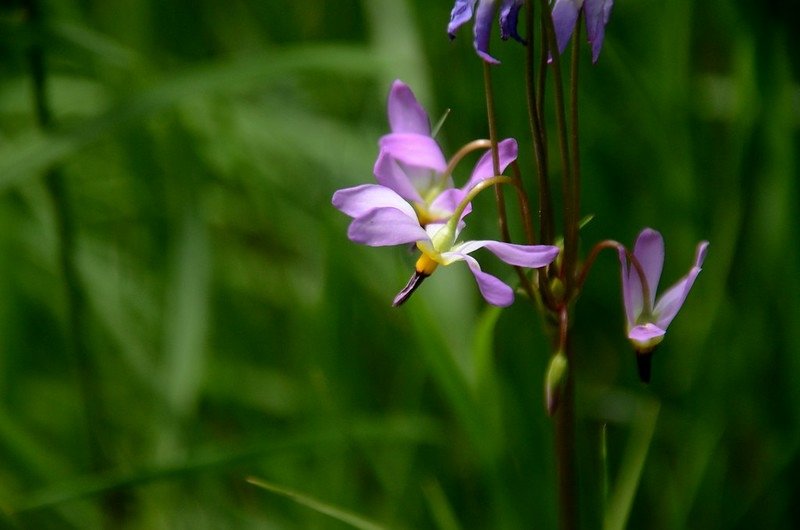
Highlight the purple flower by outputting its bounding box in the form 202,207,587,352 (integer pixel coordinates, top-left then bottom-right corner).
448,0,525,64
618,228,709,379
335,195,558,306
372,81,519,224
551,0,614,63
377,80,447,205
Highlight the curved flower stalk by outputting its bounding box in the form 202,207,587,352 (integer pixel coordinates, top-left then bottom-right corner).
552,0,614,63
338,185,558,306
618,228,709,380
448,0,525,64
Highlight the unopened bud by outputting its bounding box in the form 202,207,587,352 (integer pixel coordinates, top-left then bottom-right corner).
549,277,565,303
545,352,568,416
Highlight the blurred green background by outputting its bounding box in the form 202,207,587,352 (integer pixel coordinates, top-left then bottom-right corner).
0,0,798,528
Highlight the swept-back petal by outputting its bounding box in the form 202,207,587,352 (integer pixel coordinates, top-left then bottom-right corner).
499,0,525,43
585,0,613,63
332,184,417,219
653,241,709,330
473,0,500,64
463,255,515,306
373,151,424,203
551,0,582,54
379,133,447,172
387,80,431,135
448,0,477,37
450,240,559,268
347,207,428,247
632,228,664,311
463,138,519,191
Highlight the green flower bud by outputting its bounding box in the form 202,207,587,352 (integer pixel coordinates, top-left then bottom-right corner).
545,352,568,416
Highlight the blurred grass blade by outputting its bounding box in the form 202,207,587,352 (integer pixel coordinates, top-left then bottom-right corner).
604,399,660,530
422,479,463,530
0,44,385,192
471,305,502,389
160,211,211,427
50,20,142,68
247,477,388,530
9,415,440,514
405,303,493,463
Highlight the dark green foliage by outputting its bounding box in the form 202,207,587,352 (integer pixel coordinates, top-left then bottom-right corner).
0,0,796,528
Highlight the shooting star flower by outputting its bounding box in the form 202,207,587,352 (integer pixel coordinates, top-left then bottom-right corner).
618,228,709,381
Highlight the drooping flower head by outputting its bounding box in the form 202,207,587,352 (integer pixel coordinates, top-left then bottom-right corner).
551,0,614,63
618,228,709,381
448,0,525,64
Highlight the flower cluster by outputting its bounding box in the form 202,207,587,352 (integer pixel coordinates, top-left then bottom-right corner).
447,0,614,64
332,81,559,307
448,0,525,64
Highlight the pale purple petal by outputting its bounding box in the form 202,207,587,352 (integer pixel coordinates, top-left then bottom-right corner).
585,0,613,63
551,0,581,55
379,133,447,172
332,184,417,219
499,0,525,43
387,80,431,135
653,241,709,330
450,240,559,268
474,0,500,64
628,323,666,344
448,0,477,37
373,151,424,203
463,255,515,306
464,138,519,191
618,245,636,328
632,228,664,311
428,188,470,220
347,207,428,247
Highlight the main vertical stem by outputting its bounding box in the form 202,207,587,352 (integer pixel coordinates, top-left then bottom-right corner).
567,18,582,300
555,316,578,530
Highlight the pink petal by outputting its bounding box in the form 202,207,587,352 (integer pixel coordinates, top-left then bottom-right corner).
463,255,514,306
451,240,559,268
632,228,664,311
332,184,417,219
379,133,447,173
347,207,428,247
463,138,519,191
373,151,424,203
387,80,431,135
653,241,709,330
